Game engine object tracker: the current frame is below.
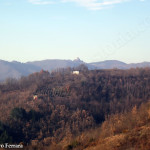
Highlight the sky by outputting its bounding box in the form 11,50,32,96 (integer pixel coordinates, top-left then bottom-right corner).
0,0,150,63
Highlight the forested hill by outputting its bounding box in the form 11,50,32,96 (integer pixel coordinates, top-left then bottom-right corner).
0,67,150,149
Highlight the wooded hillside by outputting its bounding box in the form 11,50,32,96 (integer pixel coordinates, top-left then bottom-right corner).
0,66,150,149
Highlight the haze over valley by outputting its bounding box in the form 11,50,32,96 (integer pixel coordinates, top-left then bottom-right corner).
1,58,150,81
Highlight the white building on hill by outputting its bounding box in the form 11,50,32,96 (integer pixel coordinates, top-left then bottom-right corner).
72,71,79,75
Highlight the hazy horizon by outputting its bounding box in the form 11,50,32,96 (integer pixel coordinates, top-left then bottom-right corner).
1,57,150,64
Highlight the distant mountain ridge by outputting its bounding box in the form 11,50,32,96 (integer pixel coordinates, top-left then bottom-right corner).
89,60,127,69
27,57,85,72
0,58,150,81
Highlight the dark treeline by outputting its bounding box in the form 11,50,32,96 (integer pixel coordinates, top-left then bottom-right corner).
0,65,150,146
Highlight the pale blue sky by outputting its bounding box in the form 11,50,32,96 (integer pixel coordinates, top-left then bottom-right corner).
0,0,150,63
